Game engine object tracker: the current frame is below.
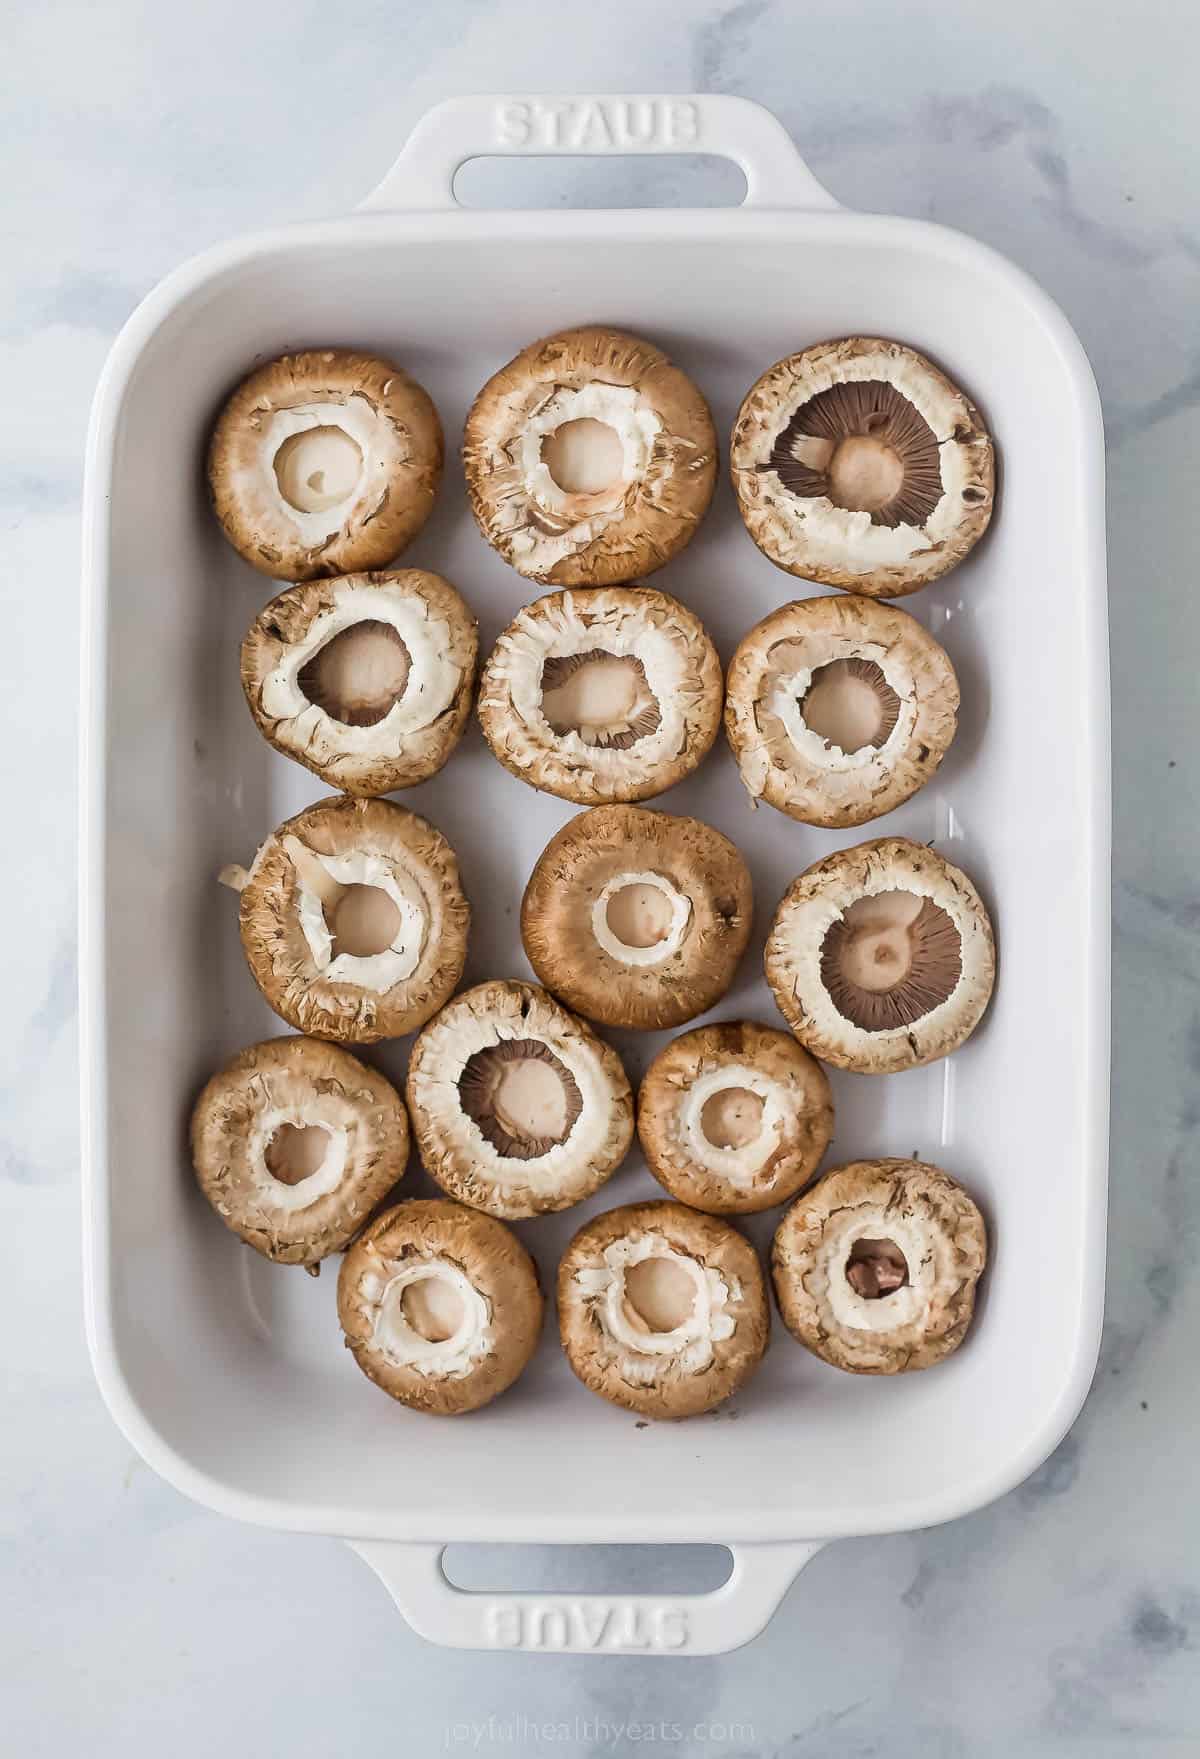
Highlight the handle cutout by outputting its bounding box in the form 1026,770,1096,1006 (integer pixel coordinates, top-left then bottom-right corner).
452,154,749,210
441,1542,734,1595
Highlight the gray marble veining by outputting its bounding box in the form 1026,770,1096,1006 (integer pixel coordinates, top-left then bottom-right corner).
4,0,1200,1752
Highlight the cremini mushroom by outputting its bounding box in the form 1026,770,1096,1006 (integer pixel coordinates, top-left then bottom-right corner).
478,586,723,805
208,350,443,580
521,804,753,1031
241,570,477,797
730,337,994,597
405,979,633,1219
337,1198,543,1413
725,594,959,827
638,1022,834,1214
190,1036,408,1270
224,796,469,1044
772,1158,987,1373
558,1200,769,1417
463,326,717,585
764,836,995,1074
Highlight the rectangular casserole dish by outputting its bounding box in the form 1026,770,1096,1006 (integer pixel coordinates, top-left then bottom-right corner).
81,94,1110,1654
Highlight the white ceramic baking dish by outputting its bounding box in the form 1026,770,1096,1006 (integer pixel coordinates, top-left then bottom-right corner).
80,94,1110,1655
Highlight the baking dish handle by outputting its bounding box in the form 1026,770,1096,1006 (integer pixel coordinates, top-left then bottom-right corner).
348,1538,823,1655
359,94,839,213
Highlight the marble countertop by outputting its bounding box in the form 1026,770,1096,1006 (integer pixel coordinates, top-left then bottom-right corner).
6,0,1199,1752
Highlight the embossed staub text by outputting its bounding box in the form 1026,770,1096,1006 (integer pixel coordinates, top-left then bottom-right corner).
485,1598,690,1651
494,98,701,152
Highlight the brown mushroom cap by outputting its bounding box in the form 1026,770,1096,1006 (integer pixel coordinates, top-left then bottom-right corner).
557,1200,769,1418
337,1199,543,1414
463,326,717,586
478,585,723,805
208,350,443,581
638,1021,834,1215
764,836,995,1073
241,570,477,797
772,1158,987,1373
233,795,469,1044
730,337,994,598
521,804,753,1031
725,595,959,828
406,980,633,1219
190,1036,408,1269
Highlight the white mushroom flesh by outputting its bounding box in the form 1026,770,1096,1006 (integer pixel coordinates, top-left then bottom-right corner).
287,837,429,994
247,1105,349,1213
260,581,463,756
592,871,692,967
681,1064,788,1186
259,398,378,543
359,1257,494,1379
767,638,915,775
512,384,661,574
574,1233,736,1385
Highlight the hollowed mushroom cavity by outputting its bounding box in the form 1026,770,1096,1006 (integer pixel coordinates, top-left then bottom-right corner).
297,620,413,728
801,657,901,754
264,1121,332,1185
557,1202,770,1418
845,1236,910,1299
406,980,633,1219
272,424,364,513
540,650,662,749
478,586,722,805
190,1036,408,1269
542,418,626,495
458,1040,584,1160
208,349,443,580
765,836,995,1073
337,1199,543,1413
725,595,959,828
522,805,752,1030
464,327,716,585
730,337,994,597
772,1158,987,1373
241,571,478,797
230,796,469,1043
637,1022,834,1215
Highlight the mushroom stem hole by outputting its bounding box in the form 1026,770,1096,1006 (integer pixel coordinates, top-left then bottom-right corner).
699,1086,765,1151
458,1041,583,1159
298,621,412,728
264,1122,331,1185
541,418,625,495
606,882,674,949
327,884,402,958
624,1256,697,1333
541,651,661,748
273,424,363,513
401,1276,466,1343
827,434,904,514
845,1237,909,1299
801,658,900,754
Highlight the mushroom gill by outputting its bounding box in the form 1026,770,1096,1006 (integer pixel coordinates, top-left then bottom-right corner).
820,890,962,1030
766,380,943,529
458,1039,584,1160
540,649,662,750
800,656,901,753
297,620,413,728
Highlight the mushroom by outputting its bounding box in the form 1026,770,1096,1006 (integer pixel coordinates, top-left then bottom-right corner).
405,979,633,1219
764,836,995,1074
190,1036,408,1270
337,1198,543,1414
463,326,717,586
208,350,443,580
725,594,959,827
521,804,753,1031
557,1201,769,1418
730,338,994,597
638,1021,834,1215
241,570,478,797
478,586,723,805
771,1158,987,1373
225,796,469,1043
